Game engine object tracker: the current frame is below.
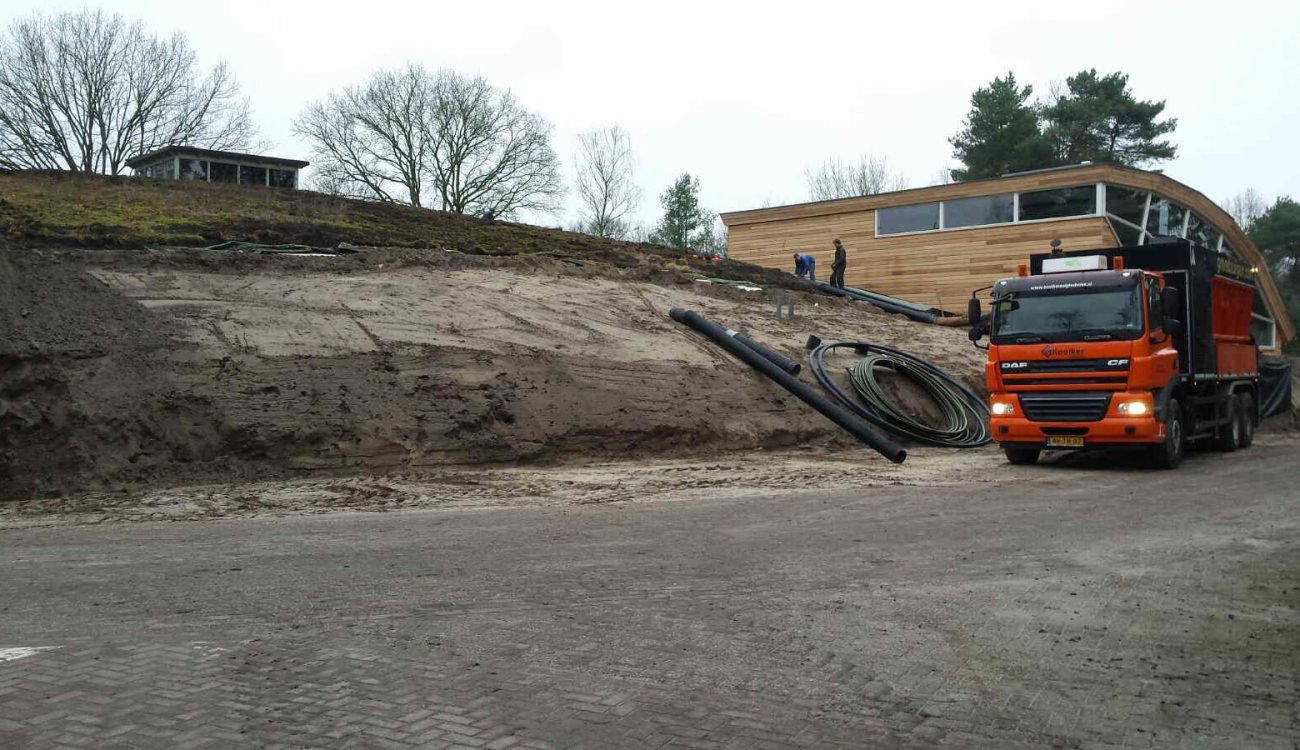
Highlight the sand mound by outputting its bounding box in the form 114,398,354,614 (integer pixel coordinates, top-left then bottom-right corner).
0,243,985,501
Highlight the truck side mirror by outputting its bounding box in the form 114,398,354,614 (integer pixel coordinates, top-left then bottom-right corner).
1165,318,1183,337
966,298,984,342
1162,286,1180,319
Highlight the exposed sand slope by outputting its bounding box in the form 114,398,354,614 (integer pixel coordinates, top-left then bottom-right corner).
1,246,984,501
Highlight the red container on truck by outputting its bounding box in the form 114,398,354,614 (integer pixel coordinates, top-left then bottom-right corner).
969,239,1259,469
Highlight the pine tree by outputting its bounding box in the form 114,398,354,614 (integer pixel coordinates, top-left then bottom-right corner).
949,73,1051,181
649,173,717,252
1041,70,1177,166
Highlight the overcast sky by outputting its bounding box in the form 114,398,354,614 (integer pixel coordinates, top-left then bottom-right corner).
4,0,1298,228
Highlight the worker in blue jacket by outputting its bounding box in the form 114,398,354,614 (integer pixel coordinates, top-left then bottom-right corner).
792,253,816,282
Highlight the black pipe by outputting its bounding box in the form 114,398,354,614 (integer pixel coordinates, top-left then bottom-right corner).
814,282,938,324
727,330,801,375
669,308,907,463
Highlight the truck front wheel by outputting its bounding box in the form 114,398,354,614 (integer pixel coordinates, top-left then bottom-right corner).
1148,398,1185,469
1003,446,1040,465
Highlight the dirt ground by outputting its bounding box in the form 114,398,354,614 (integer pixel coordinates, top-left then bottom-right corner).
1,243,984,502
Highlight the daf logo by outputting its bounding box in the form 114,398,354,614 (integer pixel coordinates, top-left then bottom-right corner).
1107,358,1129,366
1001,362,1029,370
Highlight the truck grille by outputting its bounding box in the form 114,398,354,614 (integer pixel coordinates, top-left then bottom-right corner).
1018,392,1112,422
999,358,1129,374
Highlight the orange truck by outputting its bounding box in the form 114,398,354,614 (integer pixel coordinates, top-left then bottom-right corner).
968,240,1259,469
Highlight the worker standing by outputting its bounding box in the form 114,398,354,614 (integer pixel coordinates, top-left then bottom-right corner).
792,253,816,282
830,238,847,289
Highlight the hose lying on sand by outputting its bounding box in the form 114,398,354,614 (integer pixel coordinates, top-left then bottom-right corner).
807,339,991,448
814,282,939,324
670,309,907,463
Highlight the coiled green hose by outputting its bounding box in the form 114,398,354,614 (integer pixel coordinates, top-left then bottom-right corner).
808,341,991,447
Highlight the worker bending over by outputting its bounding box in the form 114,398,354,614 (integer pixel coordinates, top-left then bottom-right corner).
792,253,816,282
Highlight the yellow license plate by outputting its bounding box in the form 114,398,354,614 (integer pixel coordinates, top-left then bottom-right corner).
1046,436,1085,448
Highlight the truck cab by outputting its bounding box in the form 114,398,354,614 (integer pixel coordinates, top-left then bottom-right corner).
972,242,1259,469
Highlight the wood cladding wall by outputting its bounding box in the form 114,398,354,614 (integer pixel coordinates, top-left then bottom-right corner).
721,164,1294,341
728,214,1114,313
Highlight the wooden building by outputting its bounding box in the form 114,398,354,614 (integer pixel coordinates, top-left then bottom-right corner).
127,146,308,189
721,163,1293,351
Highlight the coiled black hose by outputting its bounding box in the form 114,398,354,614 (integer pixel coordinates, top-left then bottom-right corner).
807,340,991,447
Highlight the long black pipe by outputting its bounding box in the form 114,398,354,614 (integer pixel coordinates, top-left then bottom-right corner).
727,329,801,375
815,282,938,324
669,308,907,463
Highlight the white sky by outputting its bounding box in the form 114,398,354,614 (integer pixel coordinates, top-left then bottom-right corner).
4,0,1298,228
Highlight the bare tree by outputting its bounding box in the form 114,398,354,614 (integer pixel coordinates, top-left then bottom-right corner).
1223,188,1267,231
573,125,640,238
0,9,257,174
295,64,433,205
297,65,563,218
930,166,954,186
426,70,563,218
805,155,908,201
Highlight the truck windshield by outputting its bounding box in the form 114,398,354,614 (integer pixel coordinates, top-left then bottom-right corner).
991,286,1144,343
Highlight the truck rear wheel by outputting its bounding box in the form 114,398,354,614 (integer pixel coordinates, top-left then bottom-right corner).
1236,393,1255,449
1003,446,1040,465
1213,396,1241,452
1148,398,1185,470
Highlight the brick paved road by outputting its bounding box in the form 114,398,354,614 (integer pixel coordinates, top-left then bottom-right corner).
2,442,1298,749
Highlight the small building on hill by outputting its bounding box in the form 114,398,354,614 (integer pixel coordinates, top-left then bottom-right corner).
720,163,1293,351
126,146,308,189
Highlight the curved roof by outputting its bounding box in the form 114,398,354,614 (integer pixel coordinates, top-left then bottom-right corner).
721,163,1293,343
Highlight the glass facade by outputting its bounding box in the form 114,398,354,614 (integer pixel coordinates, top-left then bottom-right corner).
1184,214,1221,253
943,194,1014,229
877,202,939,234
239,165,268,186
1018,186,1096,221
180,159,207,180
1107,218,1142,246
1251,315,1276,349
1106,186,1147,226
1145,198,1186,239
139,160,176,179
135,153,300,188
269,169,296,188
209,162,238,183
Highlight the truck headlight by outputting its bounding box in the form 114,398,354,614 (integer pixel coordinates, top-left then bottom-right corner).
991,402,1015,415
1117,401,1149,415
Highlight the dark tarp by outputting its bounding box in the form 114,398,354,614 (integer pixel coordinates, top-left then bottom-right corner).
1259,358,1293,418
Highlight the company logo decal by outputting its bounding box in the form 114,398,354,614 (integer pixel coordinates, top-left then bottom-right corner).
1042,345,1086,358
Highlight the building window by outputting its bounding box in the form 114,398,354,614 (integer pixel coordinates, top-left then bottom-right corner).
239,165,267,185
943,194,1013,229
210,161,238,183
1184,214,1221,252
180,159,208,180
142,160,176,179
1251,313,1276,349
1018,186,1096,221
877,202,940,235
1107,217,1143,246
1106,185,1148,226
1144,198,1186,241
268,169,296,188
